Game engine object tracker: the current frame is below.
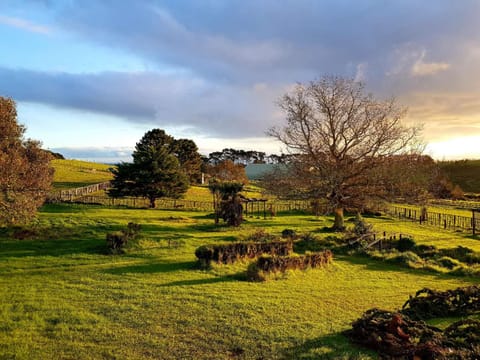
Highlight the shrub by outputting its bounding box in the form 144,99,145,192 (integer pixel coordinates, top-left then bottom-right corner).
106,222,141,254
392,251,423,267
195,240,293,268
439,246,479,264
352,213,373,237
436,256,461,270
395,237,416,252
450,264,480,277
281,229,297,239
247,250,333,281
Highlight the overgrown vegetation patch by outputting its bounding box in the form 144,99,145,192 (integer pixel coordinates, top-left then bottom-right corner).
346,286,480,359
402,285,480,320
364,240,480,276
247,250,333,281
195,240,293,268
294,217,480,277
106,222,142,254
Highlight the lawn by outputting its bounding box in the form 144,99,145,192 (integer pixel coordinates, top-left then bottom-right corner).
0,205,478,359
51,159,113,189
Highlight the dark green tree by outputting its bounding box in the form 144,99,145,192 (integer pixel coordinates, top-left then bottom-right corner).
108,129,189,208
172,138,202,184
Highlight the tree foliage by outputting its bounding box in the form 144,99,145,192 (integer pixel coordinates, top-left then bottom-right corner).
172,138,203,184
206,148,296,165
267,76,422,229
208,180,244,226
206,159,249,184
0,97,54,226
108,129,190,208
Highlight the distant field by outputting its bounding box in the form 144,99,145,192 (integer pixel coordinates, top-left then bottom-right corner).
0,204,478,359
439,159,480,193
51,159,113,189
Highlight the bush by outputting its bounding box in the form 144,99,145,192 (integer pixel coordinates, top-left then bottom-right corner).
392,251,423,267
436,256,461,270
352,213,373,236
106,222,141,254
439,246,478,264
395,237,416,252
195,240,293,268
247,250,333,281
281,229,297,239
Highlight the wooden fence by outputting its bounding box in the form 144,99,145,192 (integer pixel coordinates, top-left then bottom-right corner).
48,182,111,202
50,193,315,215
386,204,479,235
47,184,479,235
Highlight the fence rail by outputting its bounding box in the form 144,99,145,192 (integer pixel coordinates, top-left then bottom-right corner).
49,193,316,215
47,182,111,202
386,204,479,235
46,185,479,235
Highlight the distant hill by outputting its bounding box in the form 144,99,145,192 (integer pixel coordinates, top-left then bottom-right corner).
245,164,276,180
438,159,480,193
51,159,113,190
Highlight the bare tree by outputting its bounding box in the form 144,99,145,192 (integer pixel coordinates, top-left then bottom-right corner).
268,76,422,230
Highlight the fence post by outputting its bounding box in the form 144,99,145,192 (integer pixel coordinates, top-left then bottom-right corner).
473,210,476,236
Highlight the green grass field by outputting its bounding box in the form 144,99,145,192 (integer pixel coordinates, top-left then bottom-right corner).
1,204,478,359
51,159,113,189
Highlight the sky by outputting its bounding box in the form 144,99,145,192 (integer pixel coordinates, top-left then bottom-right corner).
0,0,479,162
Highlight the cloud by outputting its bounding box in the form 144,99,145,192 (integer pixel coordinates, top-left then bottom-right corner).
0,67,284,138
0,14,52,34
51,146,133,163
3,0,480,160
411,51,450,77
386,44,450,78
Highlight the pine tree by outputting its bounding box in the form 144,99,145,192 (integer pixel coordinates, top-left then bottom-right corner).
108,129,189,208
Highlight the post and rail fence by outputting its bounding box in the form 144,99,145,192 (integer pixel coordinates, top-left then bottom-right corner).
46,182,479,235
385,204,480,236
47,181,111,203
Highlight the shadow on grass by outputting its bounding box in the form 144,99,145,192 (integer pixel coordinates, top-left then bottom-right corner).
40,203,88,213
105,260,197,275
0,236,106,259
283,333,374,360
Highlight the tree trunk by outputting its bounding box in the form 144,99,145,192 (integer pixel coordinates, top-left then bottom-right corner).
333,207,345,231
149,197,156,208
213,194,219,224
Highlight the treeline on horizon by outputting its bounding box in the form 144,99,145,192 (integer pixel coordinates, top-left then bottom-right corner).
204,150,480,195
438,159,480,193
49,147,480,194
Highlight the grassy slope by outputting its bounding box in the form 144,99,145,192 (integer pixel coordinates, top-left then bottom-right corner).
439,159,480,193
0,205,478,359
51,159,113,189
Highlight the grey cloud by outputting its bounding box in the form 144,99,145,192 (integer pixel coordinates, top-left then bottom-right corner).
4,0,480,149
50,0,480,84
0,67,283,138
